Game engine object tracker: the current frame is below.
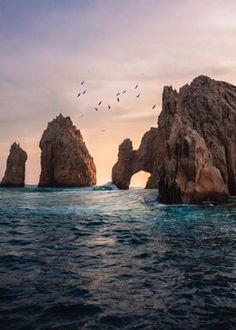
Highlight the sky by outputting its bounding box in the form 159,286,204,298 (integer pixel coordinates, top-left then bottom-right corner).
0,0,236,186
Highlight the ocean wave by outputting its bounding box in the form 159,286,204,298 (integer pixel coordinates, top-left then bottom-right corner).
0,188,236,329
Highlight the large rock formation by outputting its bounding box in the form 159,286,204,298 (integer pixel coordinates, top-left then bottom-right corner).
112,128,159,189
112,75,236,203
38,114,96,187
1,142,27,187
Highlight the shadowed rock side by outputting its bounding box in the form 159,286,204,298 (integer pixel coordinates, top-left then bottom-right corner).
38,114,96,187
112,128,159,189
1,142,27,187
112,75,236,203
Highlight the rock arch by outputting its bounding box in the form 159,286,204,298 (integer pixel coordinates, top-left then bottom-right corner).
112,128,160,189
130,170,151,188
112,75,236,204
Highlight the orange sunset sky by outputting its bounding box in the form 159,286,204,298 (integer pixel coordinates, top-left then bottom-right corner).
0,0,236,186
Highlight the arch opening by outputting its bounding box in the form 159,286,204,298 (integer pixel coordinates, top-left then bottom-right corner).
130,170,150,188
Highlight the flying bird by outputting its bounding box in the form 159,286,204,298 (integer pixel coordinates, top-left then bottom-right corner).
116,92,120,96
101,129,106,132
117,97,120,103
122,90,126,94
135,84,139,89
94,107,98,111
152,105,156,109
82,90,86,94
108,105,111,110
77,92,81,98
81,81,84,85
98,101,102,106
136,94,140,98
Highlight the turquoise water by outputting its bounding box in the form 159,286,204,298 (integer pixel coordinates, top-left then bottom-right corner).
0,186,236,329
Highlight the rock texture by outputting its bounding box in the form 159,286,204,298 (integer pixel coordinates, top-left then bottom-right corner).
112,128,159,189
1,142,27,187
112,75,236,203
38,114,96,187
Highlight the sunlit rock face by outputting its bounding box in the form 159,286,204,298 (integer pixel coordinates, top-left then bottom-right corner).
1,142,27,187
38,114,96,187
113,75,236,204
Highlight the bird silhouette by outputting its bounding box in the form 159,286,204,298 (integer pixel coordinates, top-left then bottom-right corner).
82,90,86,94
116,92,120,96
136,94,140,98
117,97,120,102
152,105,156,109
77,92,81,98
101,129,106,132
94,107,98,111
135,84,139,89
122,90,126,94
98,101,102,106
108,105,111,110
81,81,84,85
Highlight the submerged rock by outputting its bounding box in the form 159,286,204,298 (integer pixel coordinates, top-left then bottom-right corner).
38,114,96,187
112,75,236,204
1,142,27,187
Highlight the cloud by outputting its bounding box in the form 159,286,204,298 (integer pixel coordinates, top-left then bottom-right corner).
114,111,155,121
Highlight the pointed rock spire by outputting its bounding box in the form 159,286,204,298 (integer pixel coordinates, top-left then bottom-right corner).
1,142,27,187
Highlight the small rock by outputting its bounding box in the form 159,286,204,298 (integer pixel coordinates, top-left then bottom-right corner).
1,142,27,187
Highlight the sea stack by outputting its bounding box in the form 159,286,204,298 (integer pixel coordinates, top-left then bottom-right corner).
112,75,236,204
1,142,27,187
38,114,96,187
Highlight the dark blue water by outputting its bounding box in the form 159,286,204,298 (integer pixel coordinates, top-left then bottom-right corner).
0,186,236,330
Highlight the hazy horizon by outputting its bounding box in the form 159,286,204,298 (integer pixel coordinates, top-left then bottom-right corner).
1,0,236,186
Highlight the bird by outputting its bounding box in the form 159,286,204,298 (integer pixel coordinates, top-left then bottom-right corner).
117,97,120,102
82,90,86,94
152,105,156,109
122,90,126,94
116,92,120,96
77,92,81,98
94,107,98,111
98,101,102,106
101,129,106,132
108,105,111,110
81,81,84,85
136,94,140,98
135,84,139,89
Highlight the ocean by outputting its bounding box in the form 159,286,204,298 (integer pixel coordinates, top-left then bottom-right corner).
0,186,236,329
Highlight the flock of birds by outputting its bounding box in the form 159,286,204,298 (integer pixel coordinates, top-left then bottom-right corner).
76,80,157,112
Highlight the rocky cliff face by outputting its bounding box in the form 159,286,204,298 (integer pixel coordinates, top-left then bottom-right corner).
38,114,96,187
1,142,27,187
112,76,236,203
